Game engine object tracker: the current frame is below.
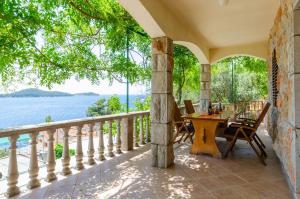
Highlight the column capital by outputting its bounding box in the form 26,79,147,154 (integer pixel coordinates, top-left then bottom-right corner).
152,36,173,55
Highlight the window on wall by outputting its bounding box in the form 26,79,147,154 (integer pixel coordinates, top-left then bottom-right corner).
272,49,279,107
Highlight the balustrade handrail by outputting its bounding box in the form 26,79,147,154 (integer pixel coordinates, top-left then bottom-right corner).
0,110,150,138
0,110,151,197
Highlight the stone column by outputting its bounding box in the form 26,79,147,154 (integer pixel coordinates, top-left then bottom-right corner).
199,64,211,113
294,8,300,194
121,117,133,151
151,36,174,168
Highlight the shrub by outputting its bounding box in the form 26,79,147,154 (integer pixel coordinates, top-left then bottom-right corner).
54,144,76,159
0,149,9,158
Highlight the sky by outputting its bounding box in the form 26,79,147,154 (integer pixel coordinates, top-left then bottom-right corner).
0,77,148,95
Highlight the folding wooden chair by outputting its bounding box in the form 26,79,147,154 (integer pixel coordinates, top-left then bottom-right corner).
172,101,194,144
223,102,271,165
184,100,195,114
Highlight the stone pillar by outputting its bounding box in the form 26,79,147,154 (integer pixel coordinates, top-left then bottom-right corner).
151,36,174,168
294,8,300,195
121,117,133,151
199,64,211,113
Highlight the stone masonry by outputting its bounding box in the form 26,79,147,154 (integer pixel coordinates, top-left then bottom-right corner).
151,36,174,168
268,0,300,197
199,64,211,113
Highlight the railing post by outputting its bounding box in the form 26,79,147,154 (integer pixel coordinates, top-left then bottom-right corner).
121,117,133,151
139,115,145,145
6,134,20,197
116,119,122,154
133,116,139,147
27,132,40,189
98,121,105,161
87,123,96,165
46,129,56,182
145,115,150,143
76,125,84,170
107,120,114,157
61,127,72,176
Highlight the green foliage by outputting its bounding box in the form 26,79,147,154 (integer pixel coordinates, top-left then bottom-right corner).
86,95,125,117
173,45,200,104
133,96,151,111
211,56,268,103
107,95,124,113
54,144,75,159
45,115,53,123
0,149,9,158
86,98,108,117
0,0,151,88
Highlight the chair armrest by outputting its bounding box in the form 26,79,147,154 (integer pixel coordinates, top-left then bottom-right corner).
231,123,256,131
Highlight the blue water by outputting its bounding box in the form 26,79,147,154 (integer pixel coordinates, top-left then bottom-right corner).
0,95,145,149
0,95,144,129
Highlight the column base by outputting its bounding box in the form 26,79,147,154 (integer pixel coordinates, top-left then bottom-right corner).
46,173,57,182
151,143,174,168
6,187,20,198
27,179,41,189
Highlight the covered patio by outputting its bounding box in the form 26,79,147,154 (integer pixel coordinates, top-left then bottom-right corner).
18,128,291,199
120,0,300,198
1,0,300,198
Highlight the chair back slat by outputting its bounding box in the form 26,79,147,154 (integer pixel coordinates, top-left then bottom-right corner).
184,100,195,114
254,102,271,128
174,101,183,128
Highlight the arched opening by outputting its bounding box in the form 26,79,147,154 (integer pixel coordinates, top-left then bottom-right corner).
211,55,268,117
172,44,201,105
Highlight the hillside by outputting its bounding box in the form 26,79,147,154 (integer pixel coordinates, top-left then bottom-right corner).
0,89,99,97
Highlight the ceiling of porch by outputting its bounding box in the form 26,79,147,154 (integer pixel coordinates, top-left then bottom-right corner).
118,0,280,64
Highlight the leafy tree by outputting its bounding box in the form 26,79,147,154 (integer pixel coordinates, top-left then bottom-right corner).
0,0,151,89
86,98,108,117
173,45,200,104
211,56,268,103
45,115,53,123
107,95,124,113
134,96,151,111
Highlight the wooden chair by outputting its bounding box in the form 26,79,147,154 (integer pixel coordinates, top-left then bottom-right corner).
172,101,194,144
184,100,195,114
223,102,271,165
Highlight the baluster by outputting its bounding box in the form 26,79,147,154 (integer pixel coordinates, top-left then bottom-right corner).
139,115,145,145
76,125,84,170
46,129,56,182
61,127,72,176
98,122,105,161
107,120,114,157
116,119,122,154
133,116,139,147
6,134,20,197
27,132,40,189
145,115,150,143
87,123,96,165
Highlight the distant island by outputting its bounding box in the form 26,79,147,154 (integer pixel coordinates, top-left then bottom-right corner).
0,88,99,97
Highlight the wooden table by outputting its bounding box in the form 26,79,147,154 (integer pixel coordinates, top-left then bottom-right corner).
183,112,230,158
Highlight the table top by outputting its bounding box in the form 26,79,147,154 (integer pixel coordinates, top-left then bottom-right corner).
182,111,232,121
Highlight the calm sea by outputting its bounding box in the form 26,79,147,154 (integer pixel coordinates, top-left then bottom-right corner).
0,95,145,129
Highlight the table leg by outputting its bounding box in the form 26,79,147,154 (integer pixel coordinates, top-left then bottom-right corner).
190,120,221,158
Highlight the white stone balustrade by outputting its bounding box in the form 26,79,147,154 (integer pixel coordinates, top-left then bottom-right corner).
76,125,84,170
133,116,139,147
87,123,96,165
0,111,150,197
27,132,40,189
116,119,122,154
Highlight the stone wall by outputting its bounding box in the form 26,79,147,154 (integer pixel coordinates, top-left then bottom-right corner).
268,0,297,191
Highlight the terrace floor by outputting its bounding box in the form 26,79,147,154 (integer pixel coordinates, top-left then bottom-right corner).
14,127,291,199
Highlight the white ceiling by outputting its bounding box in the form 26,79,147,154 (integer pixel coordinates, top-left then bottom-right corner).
160,0,280,48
